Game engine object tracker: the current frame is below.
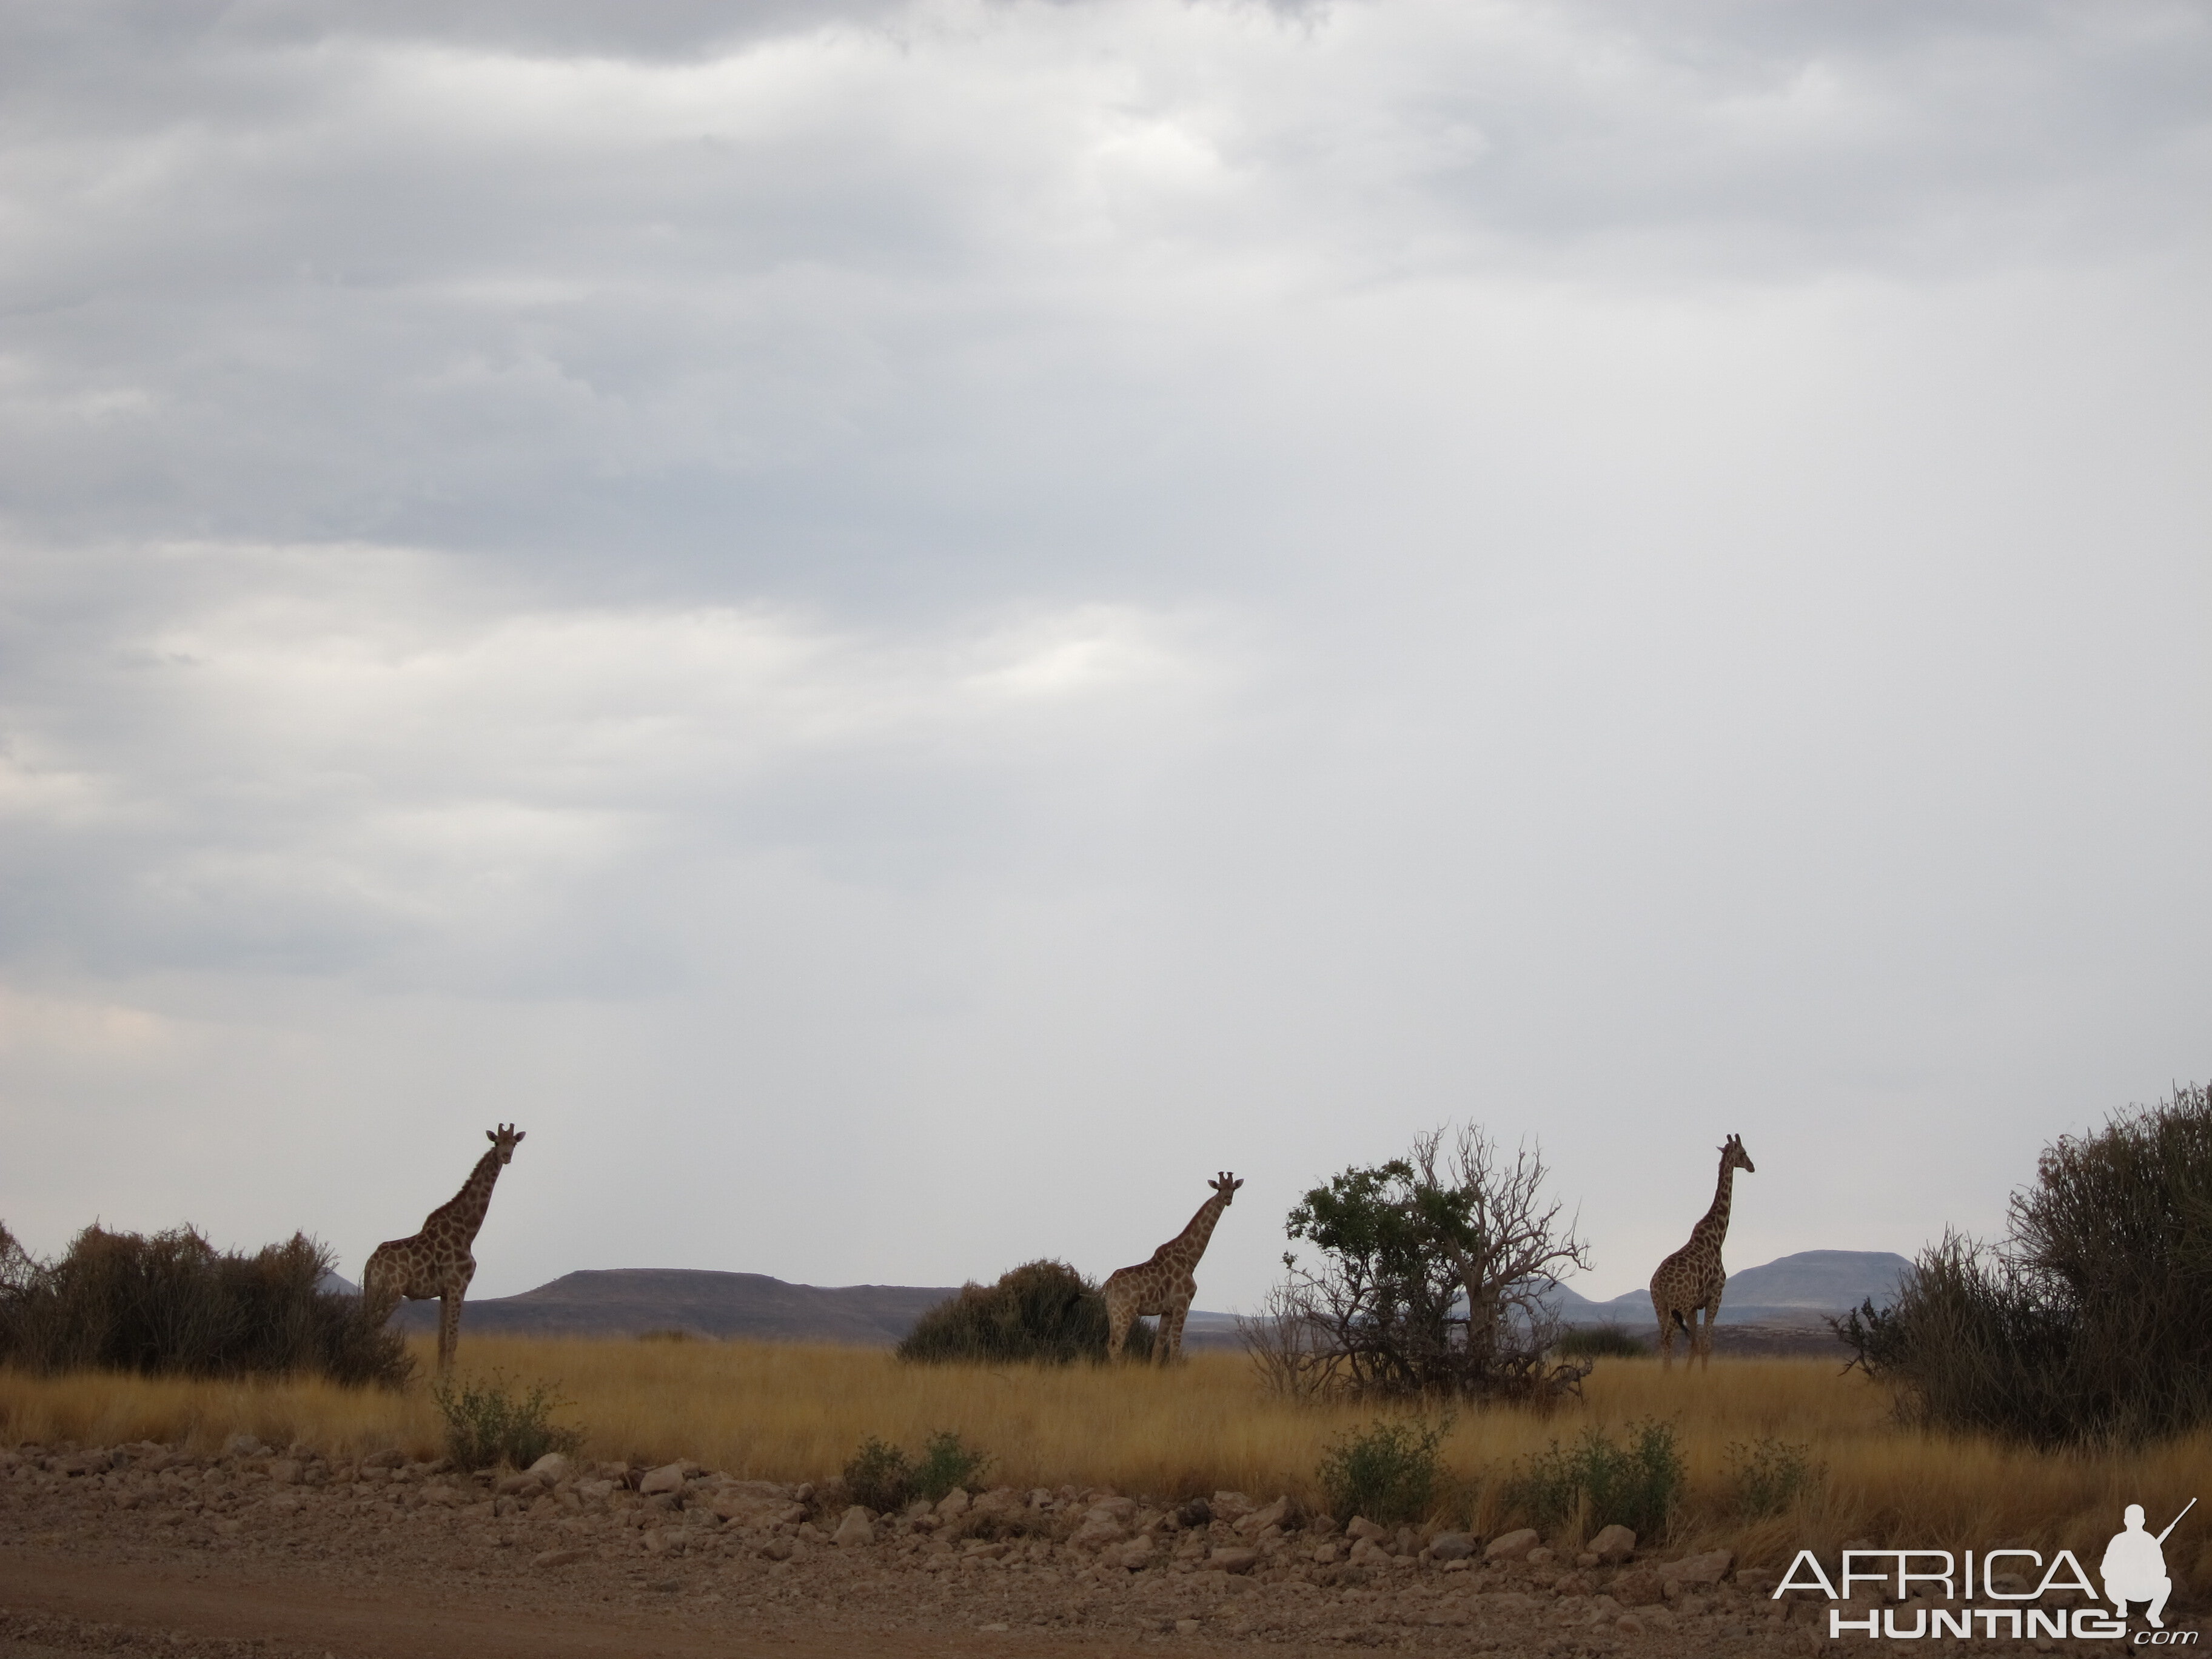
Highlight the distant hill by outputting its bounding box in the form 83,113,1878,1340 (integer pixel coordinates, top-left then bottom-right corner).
1549,1249,1914,1328
381,1267,1244,1348
389,1269,965,1345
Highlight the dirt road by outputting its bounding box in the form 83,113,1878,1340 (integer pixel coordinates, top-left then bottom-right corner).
0,1549,1156,1659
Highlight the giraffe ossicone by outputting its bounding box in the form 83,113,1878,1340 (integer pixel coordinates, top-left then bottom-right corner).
362,1123,526,1374
1101,1171,1243,1365
1648,1133,1754,1372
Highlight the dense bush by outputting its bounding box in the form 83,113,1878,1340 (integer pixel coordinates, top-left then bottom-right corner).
0,1222,411,1387
1838,1084,2212,1444
897,1259,1151,1364
843,1429,993,1512
1504,1420,1682,1539
1555,1326,1649,1360
431,1371,584,1470
1315,1416,1450,1524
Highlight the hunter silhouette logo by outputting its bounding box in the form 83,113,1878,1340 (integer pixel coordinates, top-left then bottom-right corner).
1775,1498,2197,1643
2104,1500,2193,1631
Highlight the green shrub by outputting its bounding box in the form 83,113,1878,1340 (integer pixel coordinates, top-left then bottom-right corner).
1724,1437,1820,1517
843,1435,913,1512
897,1259,1151,1364
842,1429,992,1514
911,1429,992,1501
1316,1416,1450,1524
0,1223,410,1387
1555,1326,1649,1359
431,1371,585,1471
1504,1419,1682,1538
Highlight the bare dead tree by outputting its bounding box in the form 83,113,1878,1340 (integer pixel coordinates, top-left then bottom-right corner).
1234,1282,1344,1400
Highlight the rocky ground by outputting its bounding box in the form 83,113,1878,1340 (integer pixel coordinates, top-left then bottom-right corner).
0,1438,2191,1657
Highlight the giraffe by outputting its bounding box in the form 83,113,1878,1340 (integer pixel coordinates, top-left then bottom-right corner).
1102,1171,1243,1364
362,1124,525,1373
1648,1133,1755,1371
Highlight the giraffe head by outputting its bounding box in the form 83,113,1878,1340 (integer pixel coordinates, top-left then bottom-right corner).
486,1123,526,1164
1720,1133,1754,1175
1208,1171,1244,1204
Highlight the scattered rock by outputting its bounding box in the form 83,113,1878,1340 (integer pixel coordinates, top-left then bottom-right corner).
1345,1517,1389,1544
1611,1568,1665,1607
494,1472,544,1497
1209,1546,1259,1575
527,1453,575,1483
1112,1536,1156,1571
1428,1532,1476,1561
1589,1523,1636,1563
1210,1490,1255,1522
832,1506,875,1547
361,1449,405,1470
936,1489,971,1519
638,1463,687,1497
1175,1496,1212,1529
1069,1504,1130,1551
1235,1496,1289,1535
532,1547,591,1568
1526,1546,1555,1566
1485,1528,1540,1563
1663,1549,1734,1587
266,1460,301,1486
223,1435,266,1460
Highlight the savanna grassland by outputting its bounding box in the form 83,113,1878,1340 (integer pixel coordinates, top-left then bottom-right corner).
4,1336,2204,1580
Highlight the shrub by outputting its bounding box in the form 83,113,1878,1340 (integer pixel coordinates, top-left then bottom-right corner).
1837,1084,2212,1444
1504,1420,1682,1539
1316,1416,1450,1524
897,1259,1151,1364
431,1371,585,1471
1555,1326,1649,1360
911,1429,992,1501
0,1224,410,1387
842,1429,991,1513
843,1436,913,1512
1723,1437,1820,1517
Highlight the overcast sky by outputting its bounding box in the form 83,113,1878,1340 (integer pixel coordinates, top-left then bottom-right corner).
2,1,2207,1309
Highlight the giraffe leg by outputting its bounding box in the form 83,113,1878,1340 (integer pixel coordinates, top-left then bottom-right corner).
1652,1293,1674,1370
1161,1302,1188,1366
1106,1293,1133,1362
438,1292,461,1373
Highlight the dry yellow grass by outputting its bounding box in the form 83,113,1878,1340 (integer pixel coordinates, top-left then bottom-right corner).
4,1340,2205,1577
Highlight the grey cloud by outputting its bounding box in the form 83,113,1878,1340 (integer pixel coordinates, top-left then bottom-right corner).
1,1,2207,1304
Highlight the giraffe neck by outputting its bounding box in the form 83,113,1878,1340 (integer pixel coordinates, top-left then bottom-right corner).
1689,1157,1736,1251
1161,1192,1229,1269
430,1147,506,1246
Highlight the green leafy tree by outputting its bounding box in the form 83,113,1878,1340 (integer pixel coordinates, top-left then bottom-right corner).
1265,1125,1592,1401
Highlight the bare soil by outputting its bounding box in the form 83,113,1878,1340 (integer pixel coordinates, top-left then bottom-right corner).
0,1438,2173,1657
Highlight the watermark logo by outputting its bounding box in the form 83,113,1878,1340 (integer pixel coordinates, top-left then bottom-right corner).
1775,1500,2196,1644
